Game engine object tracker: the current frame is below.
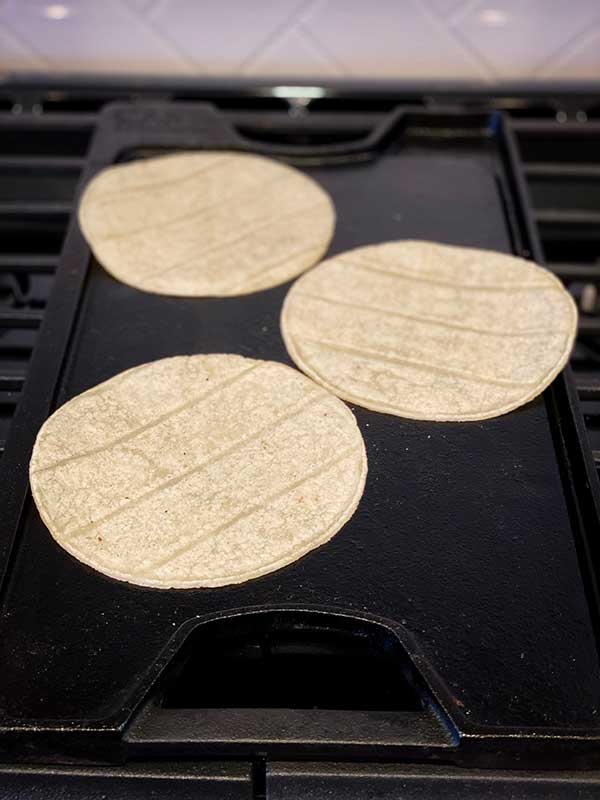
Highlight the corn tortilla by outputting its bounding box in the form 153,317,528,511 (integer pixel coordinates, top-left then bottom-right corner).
281,241,577,421
29,355,367,589
78,151,335,297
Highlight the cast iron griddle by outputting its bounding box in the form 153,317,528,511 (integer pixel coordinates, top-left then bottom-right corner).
0,104,599,767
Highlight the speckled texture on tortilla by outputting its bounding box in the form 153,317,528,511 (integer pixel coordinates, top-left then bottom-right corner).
78,151,335,297
29,355,367,589
281,240,577,421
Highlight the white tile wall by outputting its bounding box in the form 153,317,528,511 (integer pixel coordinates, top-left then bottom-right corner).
0,0,599,83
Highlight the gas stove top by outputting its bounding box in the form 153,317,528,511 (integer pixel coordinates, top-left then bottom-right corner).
1,80,600,798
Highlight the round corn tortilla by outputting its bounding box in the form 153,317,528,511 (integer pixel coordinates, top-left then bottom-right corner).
281,241,577,421
78,151,335,297
29,355,367,589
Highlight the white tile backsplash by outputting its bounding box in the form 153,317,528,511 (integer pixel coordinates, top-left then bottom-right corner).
0,18,46,71
452,0,600,79
300,0,488,79
148,0,308,73
0,0,194,73
243,24,345,78
539,23,600,80
0,0,599,82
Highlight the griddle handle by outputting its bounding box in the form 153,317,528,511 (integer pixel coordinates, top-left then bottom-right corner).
88,102,250,162
87,102,405,163
124,609,459,759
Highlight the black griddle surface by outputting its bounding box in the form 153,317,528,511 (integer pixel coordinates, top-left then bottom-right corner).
0,108,599,765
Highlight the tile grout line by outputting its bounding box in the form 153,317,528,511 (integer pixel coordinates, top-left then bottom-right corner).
295,19,347,77
120,0,201,73
533,16,600,78
418,0,496,82
0,15,50,69
238,0,317,74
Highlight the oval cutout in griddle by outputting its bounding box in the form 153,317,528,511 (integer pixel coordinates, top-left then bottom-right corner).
161,611,424,712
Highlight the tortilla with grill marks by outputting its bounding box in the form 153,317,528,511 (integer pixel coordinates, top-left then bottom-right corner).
78,151,335,297
281,241,577,421
29,354,367,589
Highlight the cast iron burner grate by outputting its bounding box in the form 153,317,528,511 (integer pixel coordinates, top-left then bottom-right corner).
512,118,600,468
